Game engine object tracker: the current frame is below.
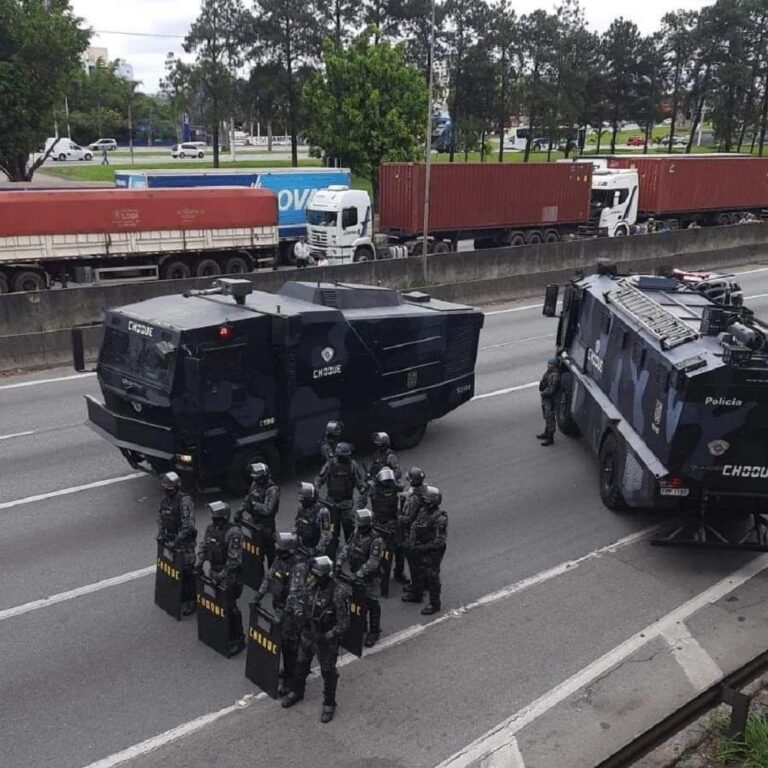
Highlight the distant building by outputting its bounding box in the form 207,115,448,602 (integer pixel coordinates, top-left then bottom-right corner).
116,60,135,80
83,46,108,73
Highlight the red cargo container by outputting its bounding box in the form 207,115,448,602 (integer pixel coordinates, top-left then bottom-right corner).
0,187,277,237
604,156,768,215
379,163,592,235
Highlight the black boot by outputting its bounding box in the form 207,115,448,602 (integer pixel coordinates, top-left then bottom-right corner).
401,591,423,603
536,432,548,440
281,691,304,708
321,704,336,723
320,671,337,722
182,601,196,616
421,603,441,615
540,437,554,447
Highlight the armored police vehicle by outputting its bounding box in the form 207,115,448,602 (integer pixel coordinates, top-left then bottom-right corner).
82,278,483,489
544,263,768,548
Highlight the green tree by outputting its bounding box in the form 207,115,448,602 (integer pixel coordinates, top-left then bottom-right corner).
488,0,519,162
302,32,428,208
160,53,194,142
0,0,89,181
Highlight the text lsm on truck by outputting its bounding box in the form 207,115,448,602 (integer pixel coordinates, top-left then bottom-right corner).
543,260,768,550
77,278,483,490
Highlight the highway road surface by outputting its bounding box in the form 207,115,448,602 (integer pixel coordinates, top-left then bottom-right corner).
2,264,768,768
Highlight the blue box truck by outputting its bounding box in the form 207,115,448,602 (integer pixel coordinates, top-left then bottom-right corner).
114,168,352,264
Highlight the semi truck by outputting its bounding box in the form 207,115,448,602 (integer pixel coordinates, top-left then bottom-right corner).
305,157,768,263
79,277,484,490
543,261,768,550
0,188,278,292
114,168,351,264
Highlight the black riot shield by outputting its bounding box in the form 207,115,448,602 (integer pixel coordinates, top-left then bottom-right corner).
196,576,232,657
241,522,265,592
337,573,367,657
376,526,395,599
245,604,283,698
155,543,184,621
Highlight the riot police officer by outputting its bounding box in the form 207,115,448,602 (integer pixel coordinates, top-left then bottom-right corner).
156,472,197,616
337,509,383,648
396,466,427,585
252,532,310,696
315,441,366,543
282,555,351,723
360,467,401,597
235,462,280,567
402,486,447,616
196,501,246,655
537,358,561,447
294,482,333,556
319,420,344,462
367,432,401,481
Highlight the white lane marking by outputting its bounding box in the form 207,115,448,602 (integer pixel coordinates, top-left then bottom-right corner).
472,382,538,401
0,372,96,391
434,554,768,768
485,303,542,316
662,621,723,691
0,430,35,441
745,292,768,301
735,265,768,276
76,527,655,768
480,739,526,768
0,566,155,622
480,335,550,352
0,473,144,511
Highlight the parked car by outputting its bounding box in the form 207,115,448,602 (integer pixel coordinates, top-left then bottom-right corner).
89,138,117,152
659,135,689,147
48,139,93,162
531,138,554,151
627,136,646,147
171,142,205,159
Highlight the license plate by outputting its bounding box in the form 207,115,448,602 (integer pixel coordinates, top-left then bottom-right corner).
660,487,690,497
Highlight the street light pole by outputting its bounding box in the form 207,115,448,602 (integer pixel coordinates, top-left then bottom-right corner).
421,0,436,263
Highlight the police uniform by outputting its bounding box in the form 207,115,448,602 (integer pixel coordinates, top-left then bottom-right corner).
368,447,401,482
397,484,426,582
196,518,246,652
157,489,197,614
294,500,334,556
337,524,383,646
361,474,401,595
236,476,280,566
315,455,366,542
538,361,561,446
404,499,447,615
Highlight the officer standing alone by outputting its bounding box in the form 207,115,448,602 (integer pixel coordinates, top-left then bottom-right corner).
235,462,280,568
196,501,246,656
537,358,561,447
156,472,197,616
281,556,351,723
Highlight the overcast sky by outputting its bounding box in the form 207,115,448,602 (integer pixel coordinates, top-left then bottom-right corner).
72,0,710,92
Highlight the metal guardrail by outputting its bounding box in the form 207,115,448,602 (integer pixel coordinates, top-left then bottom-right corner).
595,647,768,767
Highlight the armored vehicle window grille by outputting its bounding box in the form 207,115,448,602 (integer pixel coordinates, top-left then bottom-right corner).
320,290,338,307
609,279,699,350
285,352,298,390
445,320,476,377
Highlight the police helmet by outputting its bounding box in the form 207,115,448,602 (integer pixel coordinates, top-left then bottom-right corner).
325,420,344,439
377,467,396,484
275,532,298,553
249,462,269,481
310,555,333,579
208,500,231,521
160,471,181,491
423,485,442,507
407,467,426,486
355,508,374,530
335,442,352,458
547,358,558,367
298,481,318,503
372,431,391,448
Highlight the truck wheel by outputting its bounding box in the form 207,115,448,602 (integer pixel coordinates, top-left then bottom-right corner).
223,254,251,274
391,424,427,450
0,272,8,293
718,213,730,226
544,230,560,243
509,232,526,247
228,445,281,492
12,270,45,292
556,372,580,437
354,246,374,262
526,230,543,244
433,241,451,254
599,433,627,511
160,260,192,280
614,225,628,237
195,258,222,278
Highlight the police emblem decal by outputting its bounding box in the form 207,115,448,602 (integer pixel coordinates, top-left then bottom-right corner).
406,370,418,389
708,440,730,457
321,347,335,363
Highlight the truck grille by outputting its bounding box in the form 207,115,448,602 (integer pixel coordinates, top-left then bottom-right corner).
310,231,327,246
445,319,477,377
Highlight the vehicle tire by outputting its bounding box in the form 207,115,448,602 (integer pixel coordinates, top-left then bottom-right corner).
195,258,222,278
598,433,627,511
556,372,580,437
228,445,281,492
222,254,251,275
391,423,427,451
614,224,628,237
433,241,451,254
544,230,560,243
179,151,186,159
11,270,45,292
159,259,192,280
509,232,526,247
526,230,543,245
58,153,67,162
198,152,204,159
718,213,730,226
354,246,374,262
728,212,741,225
84,153,93,161
0,272,9,293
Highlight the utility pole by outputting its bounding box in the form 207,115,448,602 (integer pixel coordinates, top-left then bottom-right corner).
64,97,71,139
422,0,436,272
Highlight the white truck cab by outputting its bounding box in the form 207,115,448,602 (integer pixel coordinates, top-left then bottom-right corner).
589,169,639,236
306,185,374,262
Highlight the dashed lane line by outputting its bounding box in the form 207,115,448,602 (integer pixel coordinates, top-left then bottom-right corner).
0,372,96,390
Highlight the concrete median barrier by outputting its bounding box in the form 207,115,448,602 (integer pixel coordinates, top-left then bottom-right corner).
1,225,767,372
